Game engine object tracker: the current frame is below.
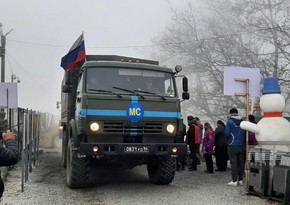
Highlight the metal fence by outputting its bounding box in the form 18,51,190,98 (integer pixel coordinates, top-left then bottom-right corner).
1,107,59,192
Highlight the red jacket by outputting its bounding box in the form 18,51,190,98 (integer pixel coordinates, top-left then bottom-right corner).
186,124,201,145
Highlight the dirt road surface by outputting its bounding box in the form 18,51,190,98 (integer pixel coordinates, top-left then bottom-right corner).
3,133,280,205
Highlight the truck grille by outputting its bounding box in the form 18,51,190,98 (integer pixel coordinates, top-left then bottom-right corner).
103,122,162,134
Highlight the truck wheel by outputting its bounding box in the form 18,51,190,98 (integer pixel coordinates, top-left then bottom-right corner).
66,139,90,188
61,129,67,168
147,156,176,185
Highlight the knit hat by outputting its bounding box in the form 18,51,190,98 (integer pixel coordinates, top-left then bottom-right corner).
230,108,238,114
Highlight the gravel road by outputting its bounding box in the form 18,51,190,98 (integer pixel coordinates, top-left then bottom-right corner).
2,137,281,205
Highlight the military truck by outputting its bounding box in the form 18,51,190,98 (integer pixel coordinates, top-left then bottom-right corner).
60,55,189,188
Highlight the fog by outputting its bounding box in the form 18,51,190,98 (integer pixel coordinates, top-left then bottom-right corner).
0,0,191,115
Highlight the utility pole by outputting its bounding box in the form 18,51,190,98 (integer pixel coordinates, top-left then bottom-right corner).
0,23,13,82
0,23,13,132
0,23,6,126
0,23,5,83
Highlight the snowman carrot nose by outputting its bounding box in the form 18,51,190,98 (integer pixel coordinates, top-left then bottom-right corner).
264,112,282,117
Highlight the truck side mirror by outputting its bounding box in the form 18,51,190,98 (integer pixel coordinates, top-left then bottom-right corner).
182,76,188,92
182,92,190,100
182,76,189,100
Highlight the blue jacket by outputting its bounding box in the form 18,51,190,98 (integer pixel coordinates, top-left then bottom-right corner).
0,137,19,198
225,115,245,147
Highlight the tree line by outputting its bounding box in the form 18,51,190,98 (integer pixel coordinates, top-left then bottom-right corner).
153,0,290,123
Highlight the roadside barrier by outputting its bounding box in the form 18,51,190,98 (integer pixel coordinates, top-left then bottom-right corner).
0,108,59,192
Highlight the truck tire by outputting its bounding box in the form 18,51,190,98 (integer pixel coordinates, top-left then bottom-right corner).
61,129,67,168
66,139,90,188
147,156,176,185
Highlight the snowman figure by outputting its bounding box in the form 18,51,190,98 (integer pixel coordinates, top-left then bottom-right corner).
240,77,290,150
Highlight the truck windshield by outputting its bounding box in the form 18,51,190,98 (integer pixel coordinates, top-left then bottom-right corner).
86,67,176,97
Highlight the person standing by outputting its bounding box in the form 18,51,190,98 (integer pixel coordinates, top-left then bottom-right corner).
202,122,215,173
0,131,19,199
248,114,258,163
185,116,200,171
214,120,228,171
194,117,203,165
225,108,245,186
176,123,186,171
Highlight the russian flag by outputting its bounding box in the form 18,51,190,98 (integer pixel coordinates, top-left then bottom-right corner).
61,33,86,71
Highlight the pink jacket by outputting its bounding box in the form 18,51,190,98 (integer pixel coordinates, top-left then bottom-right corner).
249,132,258,146
203,129,215,155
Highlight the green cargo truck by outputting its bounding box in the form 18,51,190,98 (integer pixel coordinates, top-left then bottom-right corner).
60,55,189,188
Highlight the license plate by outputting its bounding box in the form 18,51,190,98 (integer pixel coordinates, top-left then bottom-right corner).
124,146,149,153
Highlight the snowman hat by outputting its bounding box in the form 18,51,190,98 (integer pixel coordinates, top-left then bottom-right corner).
262,77,281,94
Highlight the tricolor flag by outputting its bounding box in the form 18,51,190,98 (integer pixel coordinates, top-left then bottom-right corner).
61,33,86,71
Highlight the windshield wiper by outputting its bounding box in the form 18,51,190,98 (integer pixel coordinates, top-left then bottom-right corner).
113,86,145,99
134,90,166,101
88,89,122,98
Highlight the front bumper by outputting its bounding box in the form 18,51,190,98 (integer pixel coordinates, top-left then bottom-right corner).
79,142,187,156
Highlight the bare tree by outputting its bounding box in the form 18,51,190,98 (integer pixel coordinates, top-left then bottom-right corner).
154,0,290,123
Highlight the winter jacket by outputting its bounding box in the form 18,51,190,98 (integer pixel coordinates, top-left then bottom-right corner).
249,132,258,146
176,123,186,143
214,126,227,147
225,115,245,147
0,139,19,166
186,120,201,145
193,124,201,144
203,129,215,155
196,121,204,142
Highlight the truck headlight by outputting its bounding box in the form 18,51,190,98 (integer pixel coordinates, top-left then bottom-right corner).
166,124,175,133
90,122,100,132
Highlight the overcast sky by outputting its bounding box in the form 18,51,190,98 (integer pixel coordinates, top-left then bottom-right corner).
0,0,191,115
